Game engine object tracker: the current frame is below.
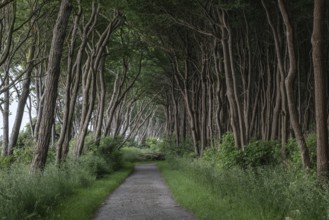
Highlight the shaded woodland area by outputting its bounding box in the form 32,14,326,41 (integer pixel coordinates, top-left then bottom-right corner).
0,0,329,219
1,0,329,218
1,0,328,170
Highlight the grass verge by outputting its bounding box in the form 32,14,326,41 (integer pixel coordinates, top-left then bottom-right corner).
158,161,279,220
48,163,133,220
158,157,329,220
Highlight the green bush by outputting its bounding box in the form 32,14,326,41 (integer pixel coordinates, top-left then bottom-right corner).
80,137,124,178
289,133,317,169
240,140,280,168
203,133,280,169
220,132,236,150
80,153,113,179
145,137,161,150
203,132,239,169
16,127,34,149
306,133,317,167
158,136,195,157
0,147,34,169
202,147,220,166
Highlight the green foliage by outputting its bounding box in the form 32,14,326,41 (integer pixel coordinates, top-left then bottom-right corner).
48,164,133,220
158,136,195,157
203,133,279,169
0,156,13,169
306,133,317,167
0,147,33,169
121,146,165,162
220,132,236,151
0,136,129,219
240,140,280,168
161,157,329,220
145,136,159,150
82,136,125,178
16,128,34,149
0,161,94,219
80,153,113,179
289,133,317,169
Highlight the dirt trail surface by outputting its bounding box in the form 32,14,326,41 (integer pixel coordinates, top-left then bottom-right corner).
93,163,196,220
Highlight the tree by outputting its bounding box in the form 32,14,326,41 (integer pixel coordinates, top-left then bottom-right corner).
31,0,72,171
311,0,329,176
278,0,311,169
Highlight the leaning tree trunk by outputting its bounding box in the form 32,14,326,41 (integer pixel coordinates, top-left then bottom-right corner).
278,0,311,169
8,42,36,155
74,12,123,156
31,0,72,171
94,56,106,143
311,0,329,176
56,1,98,162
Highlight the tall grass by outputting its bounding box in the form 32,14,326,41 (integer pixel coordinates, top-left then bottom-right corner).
0,136,163,219
49,164,133,220
161,156,329,220
0,151,124,219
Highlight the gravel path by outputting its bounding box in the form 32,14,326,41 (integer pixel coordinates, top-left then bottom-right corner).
93,163,196,220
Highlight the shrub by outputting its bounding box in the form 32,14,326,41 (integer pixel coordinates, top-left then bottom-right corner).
159,136,195,157
202,147,220,166
203,133,280,169
80,153,113,178
82,136,125,177
0,147,34,169
203,132,239,169
289,133,317,169
241,140,280,168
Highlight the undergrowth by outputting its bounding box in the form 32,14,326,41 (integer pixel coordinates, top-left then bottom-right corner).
48,164,133,220
0,137,125,219
158,132,329,220
162,156,329,220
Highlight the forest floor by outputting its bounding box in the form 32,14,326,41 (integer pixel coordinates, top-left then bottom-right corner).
92,163,196,220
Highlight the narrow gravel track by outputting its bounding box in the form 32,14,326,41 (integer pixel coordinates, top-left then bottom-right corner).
93,163,196,220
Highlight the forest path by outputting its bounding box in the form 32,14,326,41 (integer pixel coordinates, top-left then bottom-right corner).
93,163,196,220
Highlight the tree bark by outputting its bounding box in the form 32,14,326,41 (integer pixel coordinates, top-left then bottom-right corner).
278,0,311,169
56,1,98,162
8,41,36,155
31,0,72,171
1,75,9,156
311,0,329,176
219,12,241,149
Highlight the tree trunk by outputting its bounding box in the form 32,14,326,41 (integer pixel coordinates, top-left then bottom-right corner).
1,75,9,156
262,0,289,157
278,0,311,169
94,56,106,143
311,0,329,176
8,42,36,155
219,12,241,148
31,0,72,171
